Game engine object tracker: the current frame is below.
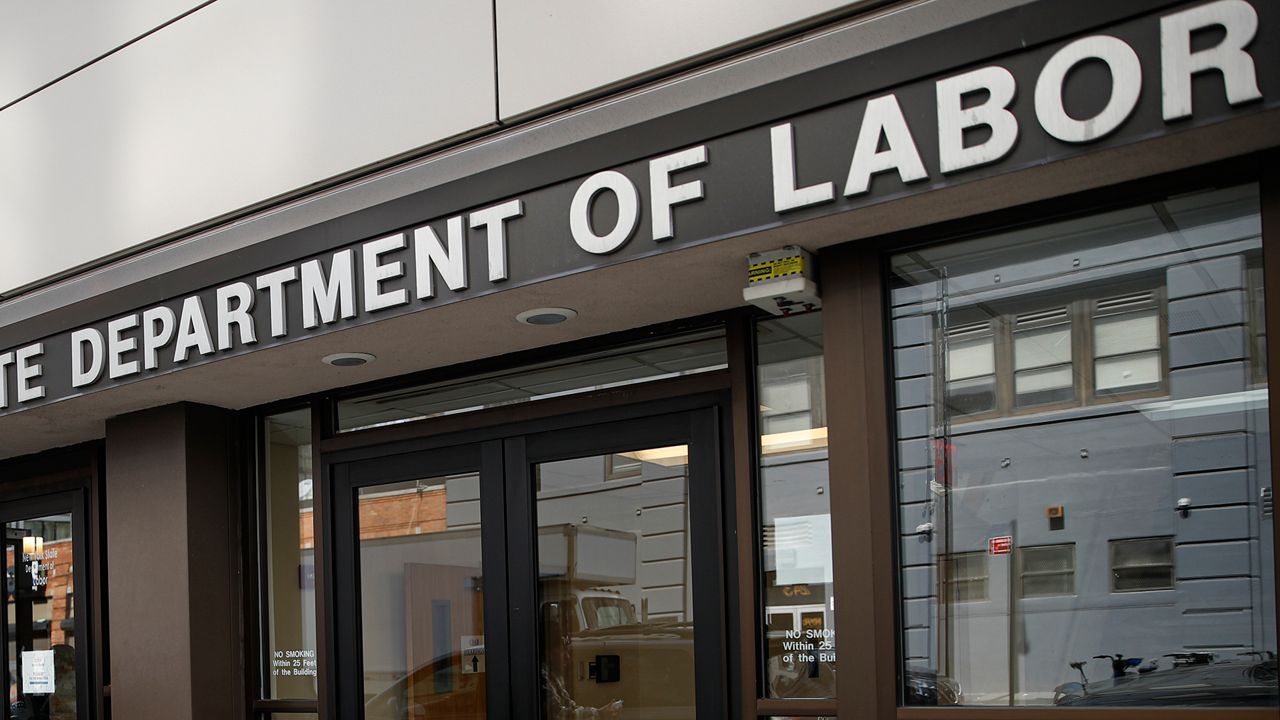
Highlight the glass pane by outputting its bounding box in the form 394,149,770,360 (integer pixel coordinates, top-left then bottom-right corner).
360,473,485,720
1096,351,1161,392
1095,310,1159,357
5,513,77,720
338,328,727,431
1111,538,1174,592
1015,325,1071,369
948,337,994,381
536,446,694,718
946,377,995,416
263,410,318,700
889,184,1276,709
757,313,836,701
1014,365,1072,393
1112,538,1171,567
1020,546,1074,598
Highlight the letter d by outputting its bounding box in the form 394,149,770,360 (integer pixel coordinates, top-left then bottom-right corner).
71,328,105,387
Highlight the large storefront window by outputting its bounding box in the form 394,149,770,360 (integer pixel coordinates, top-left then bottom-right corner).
890,184,1277,707
757,312,836,700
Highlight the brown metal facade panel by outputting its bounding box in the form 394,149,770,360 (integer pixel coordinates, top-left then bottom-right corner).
824,241,898,720
311,401,335,720
728,313,761,717
757,697,839,715
898,709,1280,720
1264,150,1280,720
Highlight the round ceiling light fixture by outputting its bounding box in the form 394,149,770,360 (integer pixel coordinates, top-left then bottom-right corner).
322,352,376,367
516,307,578,326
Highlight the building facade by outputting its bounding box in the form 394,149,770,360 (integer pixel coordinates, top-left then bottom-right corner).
1,1,1277,718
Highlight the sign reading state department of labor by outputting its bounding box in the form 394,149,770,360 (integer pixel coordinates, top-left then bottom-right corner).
0,0,1274,416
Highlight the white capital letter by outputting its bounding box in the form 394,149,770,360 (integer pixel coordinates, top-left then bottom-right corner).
142,306,176,371
362,233,409,312
173,296,214,363
469,199,524,282
415,216,468,299
107,315,141,380
0,352,12,408
256,267,297,339
649,145,707,241
937,66,1019,173
845,94,928,196
1036,35,1142,143
15,344,45,403
301,250,356,329
771,123,834,212
216,282,257,350
1161,0,1261,121
570,171,640,254
71,329,105,388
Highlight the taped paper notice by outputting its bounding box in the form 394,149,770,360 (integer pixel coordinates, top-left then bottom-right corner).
22,650,55,694
461,634,485,674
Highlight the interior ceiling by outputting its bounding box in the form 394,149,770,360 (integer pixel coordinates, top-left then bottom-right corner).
2,113,1276,461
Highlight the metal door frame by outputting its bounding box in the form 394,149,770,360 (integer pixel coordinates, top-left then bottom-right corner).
323,392,730,719
1,488,94,720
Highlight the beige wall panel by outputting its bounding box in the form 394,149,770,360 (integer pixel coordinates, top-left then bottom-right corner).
0,0,205,106
0,0,496,295
496,0,861,118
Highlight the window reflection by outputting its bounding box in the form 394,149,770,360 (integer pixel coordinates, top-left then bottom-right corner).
263,410,318,700
360,473,486,720
891,184,1277,708
757,312,836,700
536,447,695,718
5,514,76,720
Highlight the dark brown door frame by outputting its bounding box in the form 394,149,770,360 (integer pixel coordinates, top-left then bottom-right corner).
0,443,106,720
314,383,735,720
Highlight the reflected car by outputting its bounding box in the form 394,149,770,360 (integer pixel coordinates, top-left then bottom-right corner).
364,652,484,720
1054,654,1278,707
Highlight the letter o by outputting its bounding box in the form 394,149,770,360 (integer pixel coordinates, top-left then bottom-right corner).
1035,35,1142,143
570,170,640,255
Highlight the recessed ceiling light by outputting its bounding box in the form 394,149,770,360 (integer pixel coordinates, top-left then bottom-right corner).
322,352,375,367
516,307,578,326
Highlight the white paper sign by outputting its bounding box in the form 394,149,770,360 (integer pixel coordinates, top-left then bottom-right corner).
460,634,485,674
22,650,55,694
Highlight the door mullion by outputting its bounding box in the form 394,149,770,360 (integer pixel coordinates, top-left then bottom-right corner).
479,438,511,719
689,406,729,719
503,434,541,719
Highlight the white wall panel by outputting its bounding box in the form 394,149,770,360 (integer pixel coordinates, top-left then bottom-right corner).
0,0,496,295
0,0,205,106
496,0,861,119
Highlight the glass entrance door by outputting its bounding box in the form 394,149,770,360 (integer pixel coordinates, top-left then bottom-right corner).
2,494,89,720
329,404,726,720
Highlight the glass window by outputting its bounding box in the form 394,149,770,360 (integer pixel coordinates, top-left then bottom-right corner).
1013,308,1073,407
945,321,997,417
4,514,77,718
1110,538,1174,593
890,184,1276,708
757,312,835,701
535,447,695,718
337,328,727,431
1019,545,1075,598
359,473,486,720
262,410,318,700
944,552,989,603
